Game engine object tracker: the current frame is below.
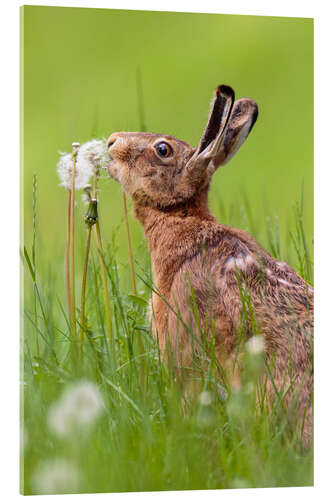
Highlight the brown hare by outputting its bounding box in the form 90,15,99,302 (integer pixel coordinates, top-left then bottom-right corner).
107,85,313,444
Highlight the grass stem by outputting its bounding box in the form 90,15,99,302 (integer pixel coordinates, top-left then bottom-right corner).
32,174,40,359
122,189,144,392
92,170,113,351
80,225,92,358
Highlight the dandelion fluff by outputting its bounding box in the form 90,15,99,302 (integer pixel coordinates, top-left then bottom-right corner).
245,335,265,355
57,139,108,191
32,458,80,494
77,139,109,171
48,380,104,437
57,151,93,190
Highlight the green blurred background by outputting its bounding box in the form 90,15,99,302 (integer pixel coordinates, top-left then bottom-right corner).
22,6,313,281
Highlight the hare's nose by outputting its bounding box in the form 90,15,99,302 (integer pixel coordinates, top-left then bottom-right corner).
107,132,124,149
107,137,117,149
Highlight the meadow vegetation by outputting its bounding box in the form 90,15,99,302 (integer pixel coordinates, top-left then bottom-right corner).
21,173,313,493
21,6,313,494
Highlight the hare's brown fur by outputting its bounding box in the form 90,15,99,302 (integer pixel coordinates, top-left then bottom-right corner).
107,85,313,444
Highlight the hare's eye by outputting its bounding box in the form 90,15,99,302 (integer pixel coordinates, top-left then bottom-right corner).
154,142,173,158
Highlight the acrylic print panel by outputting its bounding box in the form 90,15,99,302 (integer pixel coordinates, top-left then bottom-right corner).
21,5,313,495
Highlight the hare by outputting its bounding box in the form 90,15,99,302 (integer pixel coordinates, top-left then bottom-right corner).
107,85,313,444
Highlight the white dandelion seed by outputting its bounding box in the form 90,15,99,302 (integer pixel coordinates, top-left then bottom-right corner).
245,335,265,355
57,139,108,191
32,458,80,495
48,380,104,438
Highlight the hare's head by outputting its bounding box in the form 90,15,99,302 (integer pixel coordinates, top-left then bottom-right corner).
107,85,258,209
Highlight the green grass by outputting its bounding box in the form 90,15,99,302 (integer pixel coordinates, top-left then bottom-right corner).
21,179,313,494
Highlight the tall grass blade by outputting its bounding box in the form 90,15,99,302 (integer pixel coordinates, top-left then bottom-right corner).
136,66,147,132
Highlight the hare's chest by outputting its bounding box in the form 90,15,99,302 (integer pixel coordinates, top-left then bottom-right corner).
148,293,170,350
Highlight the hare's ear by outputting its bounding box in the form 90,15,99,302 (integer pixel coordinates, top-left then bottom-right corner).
211,98,258,170
185,85,235,176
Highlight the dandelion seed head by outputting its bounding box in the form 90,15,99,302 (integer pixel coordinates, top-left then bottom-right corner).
32,458,80,495
57,139,108,191
77,139,109,172
57,151,93,191
48,380,104,437
57,153,73,190
245,335,265,355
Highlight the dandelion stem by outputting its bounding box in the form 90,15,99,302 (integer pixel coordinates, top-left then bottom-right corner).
65,190,72,327
80,225,92,358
